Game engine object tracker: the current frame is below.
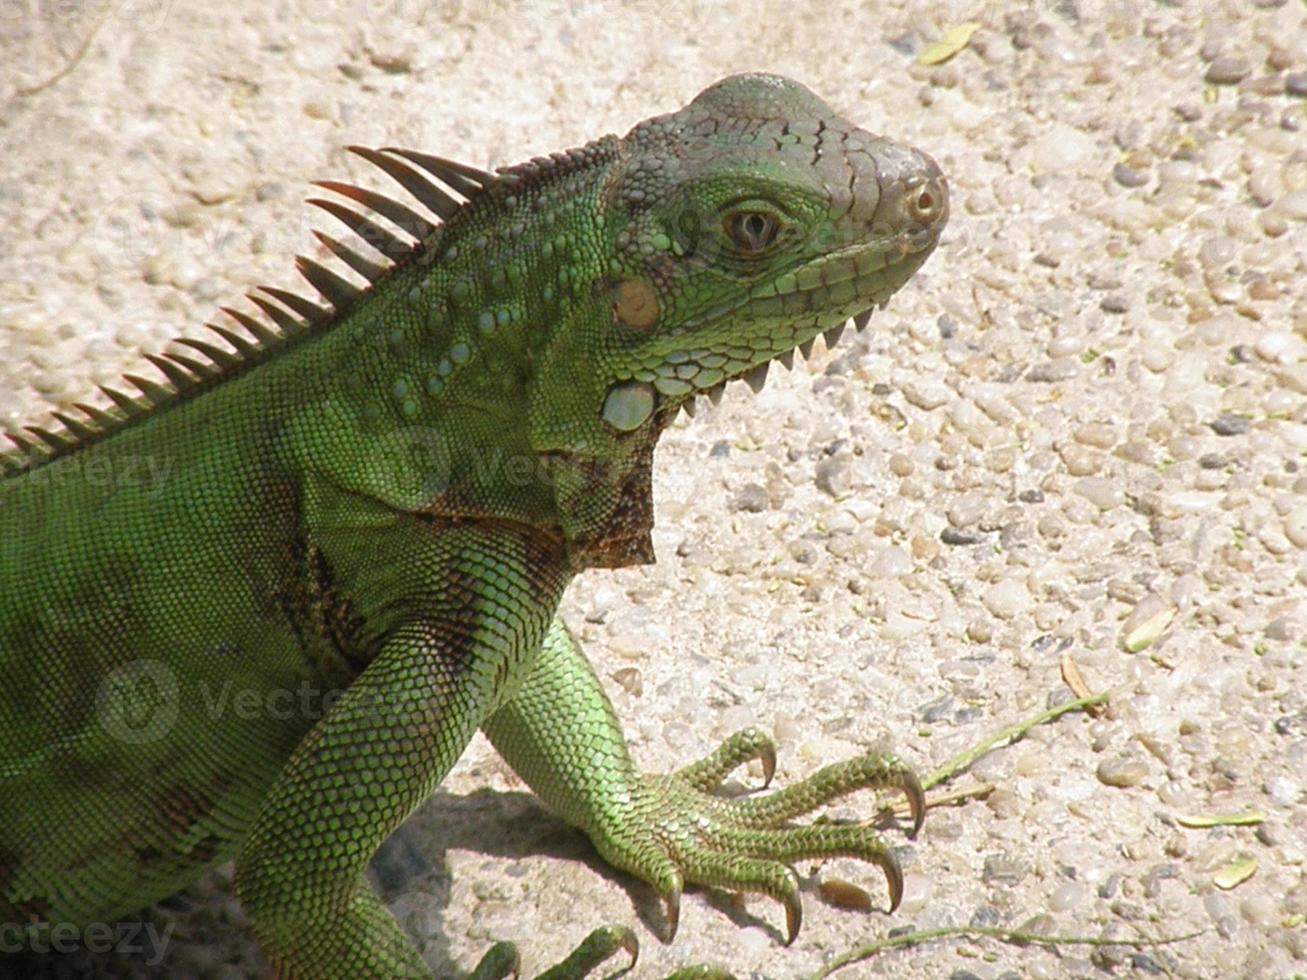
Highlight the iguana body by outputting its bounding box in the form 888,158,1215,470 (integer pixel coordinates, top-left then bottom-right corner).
0,74,947,978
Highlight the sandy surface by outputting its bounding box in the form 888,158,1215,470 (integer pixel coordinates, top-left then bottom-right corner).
3,1,1306,978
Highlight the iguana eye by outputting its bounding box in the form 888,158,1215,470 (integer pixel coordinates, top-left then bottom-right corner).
724,211,780,253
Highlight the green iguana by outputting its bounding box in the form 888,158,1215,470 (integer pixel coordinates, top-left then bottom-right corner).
0,73,948,978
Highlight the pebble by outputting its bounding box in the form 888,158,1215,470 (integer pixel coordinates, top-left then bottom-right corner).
1113,162,1149,187
1075,477,1125,510
1060,443,1102,476
1205,56,1251,84
1255,331,1307,363
1210,413,1251,436
1050,881,1088,912
983,577,1032,619
1284,507,1307,548
947,492,987,528
815,455,852,497
1028,122,1097,173
730,483,769,513
1097,757,1149,788
982,854,1030,884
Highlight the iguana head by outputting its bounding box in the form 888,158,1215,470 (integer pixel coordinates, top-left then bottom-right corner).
528,73,947,567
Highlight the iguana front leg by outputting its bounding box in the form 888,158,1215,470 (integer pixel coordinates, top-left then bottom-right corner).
234,523,567,979
482,617,923,976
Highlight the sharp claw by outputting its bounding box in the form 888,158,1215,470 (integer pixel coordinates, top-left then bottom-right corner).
853,308,873,331
798,338,815,359
782,888,802,946
759,743,777,789
707,384,725,406
619,929,640,969
662,887,682,942
882,851,905,914
903,769,926,839
682,398,697,418
822,323,845,349
777,349,794,370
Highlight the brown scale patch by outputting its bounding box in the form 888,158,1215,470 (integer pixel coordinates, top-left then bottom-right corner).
609,278,660,331
156,786,212,837
255,479,370,682
187,832,222,865
129,840,165,868
13,896,51,924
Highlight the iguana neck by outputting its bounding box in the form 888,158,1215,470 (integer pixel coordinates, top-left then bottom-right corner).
278,136,645,561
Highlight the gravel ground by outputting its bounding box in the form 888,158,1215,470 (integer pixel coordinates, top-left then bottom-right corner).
2,1,1306,978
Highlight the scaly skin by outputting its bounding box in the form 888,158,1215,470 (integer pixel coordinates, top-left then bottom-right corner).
0,74,947,978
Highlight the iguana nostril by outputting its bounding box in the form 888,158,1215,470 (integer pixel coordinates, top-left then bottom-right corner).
908,177,948,225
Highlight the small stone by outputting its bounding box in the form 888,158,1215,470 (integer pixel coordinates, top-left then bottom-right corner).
982,854,1030,885
1273,189,1307,220
816,454,853,497
1265,775,1300,806
1284,506,1307,548
1029,123,1097,173
1075,477,1125,510
1097,757,1149,787
730,483,769,513
903,381,951,410
870,545,913,578
1210,414,1250,436
610,667,642,696
1113,162,1149,187
983,578,1031,619
1050,881,1087,912
1254,331,1307,364
1205,57,1251,85
1060,443,1102,476
1100,293,1130,314
1287,72,1307,97
947,493,987,528
941,527,983,545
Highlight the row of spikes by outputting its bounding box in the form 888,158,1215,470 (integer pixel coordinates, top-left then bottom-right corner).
1,147,504,477
678,307,875,419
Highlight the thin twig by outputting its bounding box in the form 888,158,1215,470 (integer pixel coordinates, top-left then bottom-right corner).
811,925,1204,978
15,0,115,98
923,692,1110,791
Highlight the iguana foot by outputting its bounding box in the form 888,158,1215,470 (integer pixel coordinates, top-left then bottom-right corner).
592,727,923,945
